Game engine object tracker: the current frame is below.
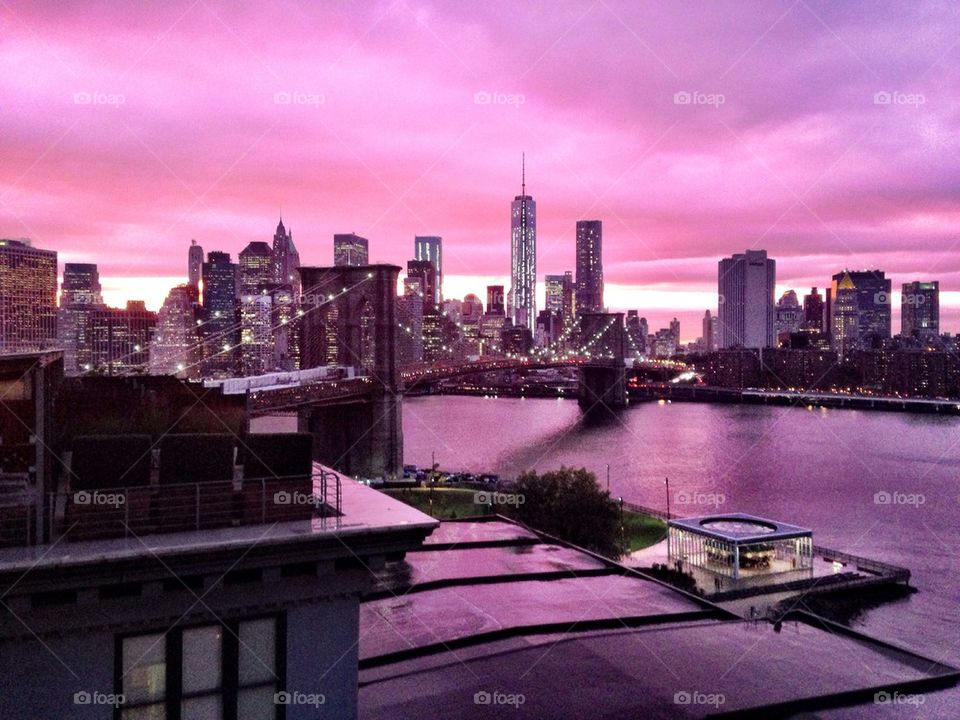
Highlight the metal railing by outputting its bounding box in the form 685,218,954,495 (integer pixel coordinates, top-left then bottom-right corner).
814,544,911,582
46,470,342,543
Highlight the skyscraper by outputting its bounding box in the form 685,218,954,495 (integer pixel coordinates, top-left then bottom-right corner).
334,233,369,267
486,285,505,316
901,281,939,340
510,156,536,329
271,218,300,290
0,239,57,353
575,220,603,315
88,301,156,375
829,270,891,350
405,260,437,311
58,263,105,374
188,239,203,288
802,287,826,333
774,290,803,344
717,249,776,349
150,284,201,377
414,236,442,305
702,310,715,352
239,241,274,294
831,272,859,354
201,251,239,376
545,275,565,314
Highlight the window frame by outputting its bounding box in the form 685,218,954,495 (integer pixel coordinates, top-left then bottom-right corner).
114,612,286,720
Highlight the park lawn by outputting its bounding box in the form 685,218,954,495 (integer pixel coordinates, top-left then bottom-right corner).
382,487,489,519
383,487,666,555
621,512,667,553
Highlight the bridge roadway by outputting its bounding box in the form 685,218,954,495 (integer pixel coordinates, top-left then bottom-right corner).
249,357,689,415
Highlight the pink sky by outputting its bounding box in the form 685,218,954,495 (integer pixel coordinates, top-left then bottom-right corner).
2,0,959,339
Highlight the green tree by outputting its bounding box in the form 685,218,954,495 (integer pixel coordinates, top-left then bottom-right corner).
506,467,620,557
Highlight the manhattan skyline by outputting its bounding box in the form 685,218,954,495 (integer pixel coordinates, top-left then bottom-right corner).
2,1,959,336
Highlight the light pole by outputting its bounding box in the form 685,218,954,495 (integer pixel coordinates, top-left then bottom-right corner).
665,477,671,562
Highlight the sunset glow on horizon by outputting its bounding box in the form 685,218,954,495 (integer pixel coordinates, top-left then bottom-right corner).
3,0,959,335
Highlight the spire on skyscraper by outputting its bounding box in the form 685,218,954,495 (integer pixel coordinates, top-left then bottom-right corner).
522,152,525,196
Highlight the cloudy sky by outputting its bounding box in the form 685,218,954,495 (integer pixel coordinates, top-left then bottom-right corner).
2,0,958,338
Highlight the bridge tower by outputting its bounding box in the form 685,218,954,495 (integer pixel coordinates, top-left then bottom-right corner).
298,264,403,479
578,312,627,411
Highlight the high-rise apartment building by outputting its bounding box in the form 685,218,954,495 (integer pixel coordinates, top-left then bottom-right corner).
406,260,438,311
239,241,274,295
717,249,776,349
575,220,603,315
88,301,156,375
0,239,57,353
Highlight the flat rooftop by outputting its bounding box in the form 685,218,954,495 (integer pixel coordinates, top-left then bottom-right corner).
669,512,812,543
359,517,957,718
0,467,437,586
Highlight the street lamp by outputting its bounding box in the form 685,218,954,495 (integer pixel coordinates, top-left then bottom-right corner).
665,477,671,561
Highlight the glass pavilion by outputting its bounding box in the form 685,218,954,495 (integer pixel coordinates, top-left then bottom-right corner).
668,513,813,581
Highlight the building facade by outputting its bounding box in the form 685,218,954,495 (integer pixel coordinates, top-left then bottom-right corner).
575,220,603,315
901,281,939,341
510,162,536,329
0,239,57,353
333,233,369,267
414,236,442,306
717,249,776,349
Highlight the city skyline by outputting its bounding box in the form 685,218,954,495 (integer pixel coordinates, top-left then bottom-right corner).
2,1,959,336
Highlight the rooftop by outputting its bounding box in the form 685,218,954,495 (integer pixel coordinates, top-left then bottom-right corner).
669,512,812,543
359,517,957,718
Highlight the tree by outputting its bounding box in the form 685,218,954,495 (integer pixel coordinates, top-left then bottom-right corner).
505,467,620,557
